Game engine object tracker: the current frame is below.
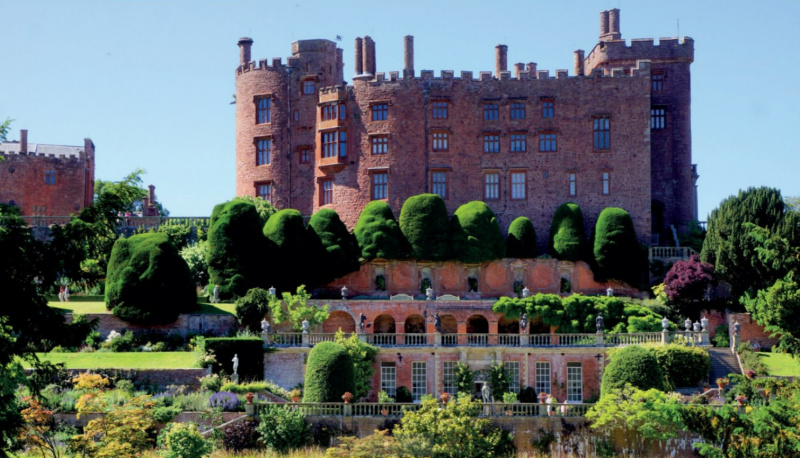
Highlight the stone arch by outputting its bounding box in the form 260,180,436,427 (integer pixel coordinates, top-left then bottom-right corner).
322,310,356,333
440,314,458,334
498,316,519,334
373,314,396,334
466,314,489,334
404,314,426,334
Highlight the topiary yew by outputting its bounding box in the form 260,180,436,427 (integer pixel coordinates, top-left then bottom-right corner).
600,345,665,395
308,208,360,282
263,209,325,294
303,341,355,403
353,200,407,260
593,207,641,284
206,200,267,299
105,232,196,324
399,194,450,261
549,203,585,261
450,201,506,263
506,216,537,258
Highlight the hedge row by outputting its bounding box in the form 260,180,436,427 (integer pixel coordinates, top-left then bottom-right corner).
205,337,264,381
602,344,711,394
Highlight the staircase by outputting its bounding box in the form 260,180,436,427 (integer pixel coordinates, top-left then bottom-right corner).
708,347,741,383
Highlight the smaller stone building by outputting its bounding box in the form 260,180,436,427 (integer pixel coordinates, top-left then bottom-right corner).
0,129,95,216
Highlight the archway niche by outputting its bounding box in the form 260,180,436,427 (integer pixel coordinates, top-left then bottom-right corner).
373,314,397,345
404,314,426,346
322,310,356,333
466,314,489,346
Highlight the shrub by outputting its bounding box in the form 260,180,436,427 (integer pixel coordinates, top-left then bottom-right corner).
396,386,413,403
593,207,641,284
663,255,716,315
506,216,537,258
712,324,730,347
601,345,665,395
309,208,361,282
737,344,769,376
223,419,260,452
399,194,450,261
519,386,538,403
489,363,510,396
256,404,311,453
549,202,585,261
152,405,182,423
303,341,355,403
208,391,239,411
204,337,264,381
454,363,475,395
263,209,326,293
648,344,711,390
105,232,197,324
198,373,223,393
334,331,378,401
449,201,506,263
157,422,213,458
235,287,271,331
101,330,137,352
206,200,267,300
353,200,407,260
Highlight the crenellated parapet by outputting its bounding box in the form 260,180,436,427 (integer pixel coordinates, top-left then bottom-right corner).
585,36,694,72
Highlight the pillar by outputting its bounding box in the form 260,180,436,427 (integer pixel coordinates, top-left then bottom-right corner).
237,37,253,66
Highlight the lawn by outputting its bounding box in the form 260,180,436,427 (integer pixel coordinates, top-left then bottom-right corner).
49,300,236,315
24,352,200,369
760,352,800,376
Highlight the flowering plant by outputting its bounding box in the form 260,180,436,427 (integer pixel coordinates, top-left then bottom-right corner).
209,391,240,411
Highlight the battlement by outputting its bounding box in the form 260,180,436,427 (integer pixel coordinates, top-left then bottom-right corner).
585,36,694,67
236,38,340,77
0,143,86,159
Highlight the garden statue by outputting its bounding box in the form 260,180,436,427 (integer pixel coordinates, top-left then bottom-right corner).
481,383,493,403
232,354,239,375
661,316,669,331
359,313,366,332
734,321,741,336
426,287,433,300
596,313,604,333
301,319,310,333
261,319,271,334
434,313,442,333
520,313,528,334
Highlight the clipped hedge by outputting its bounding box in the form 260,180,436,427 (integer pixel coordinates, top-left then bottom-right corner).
549,203,585,261
105,232,197,324
353,200,407,260
593,207,640,283
303,341,355,403
263,209,325,293
399,194,450,261
601,345,665,395
205,337,264,381
450,201,506,263
648,344,711,390
506,216,537,258
308,208,360,282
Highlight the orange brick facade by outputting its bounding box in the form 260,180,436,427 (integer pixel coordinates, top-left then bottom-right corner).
235,9,696,248
0,129,95,216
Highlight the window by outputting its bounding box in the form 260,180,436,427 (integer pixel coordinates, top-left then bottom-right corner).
321,180,333,205
432,171,447,198
432,100,448,119
339,104,346,120
568,173,577,196
371,136,389,155
44,170,56,185
256,183,272,203
651,107,666,130
566,362,583,402
321,131,346,158
535,362,551,394
484,172,500,200
602,172,610,195
381,363,396,397
303,80,315,94
432,131,449,152
483,134,500,153
510,102,526,120
372,172,388,200
542,99,554,118
510,133,526,152
256,97,271,124
299,148,310,164
539,132,557,152
321,104,338,121
338,131,347,157
504,362,520,394
483,103,499,121
442,361,456,395
412,361,427,401
510,172,526,200
593,117,610,149
372,103,388,121
652,72,664,91
256,139,271,165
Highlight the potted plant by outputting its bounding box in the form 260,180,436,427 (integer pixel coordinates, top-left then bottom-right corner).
538,392,549,404
736,395,747,406
342,392,354,404
378,390,395,415
716,377,729,390
289,388,301,403
245,392,255,403
745,369,756,379
503,392,518,416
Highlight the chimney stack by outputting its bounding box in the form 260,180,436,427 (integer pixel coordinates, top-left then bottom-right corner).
495,45,508,78
148,184,155,205
574,50,585,76
403,35,414,78
514,63,525,79
237,37,253,66
354,37,363,75
526,62,537,76
600,10,610,38
362,36,376,76
20,129,28,154
608,9,621,39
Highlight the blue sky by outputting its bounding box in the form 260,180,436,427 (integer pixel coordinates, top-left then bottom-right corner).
2,0,799,219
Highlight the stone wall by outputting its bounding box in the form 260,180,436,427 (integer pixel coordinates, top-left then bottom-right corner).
264,349,306,389
29,368,210,391
65,313,238,340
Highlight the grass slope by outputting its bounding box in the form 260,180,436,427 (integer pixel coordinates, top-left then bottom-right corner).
48,301,236,315
25,352,199,369
760,352,800,376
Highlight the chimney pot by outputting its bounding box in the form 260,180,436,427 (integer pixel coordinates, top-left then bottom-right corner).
20,129,28,154
495,44,508,78
237,37,254,67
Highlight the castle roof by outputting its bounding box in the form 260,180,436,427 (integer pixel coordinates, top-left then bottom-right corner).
0,141,84,157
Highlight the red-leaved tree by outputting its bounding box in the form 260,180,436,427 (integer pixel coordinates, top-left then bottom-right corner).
664,255,716,303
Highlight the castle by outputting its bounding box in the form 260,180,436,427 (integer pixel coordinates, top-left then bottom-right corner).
0,129,95,217
235,8,697,248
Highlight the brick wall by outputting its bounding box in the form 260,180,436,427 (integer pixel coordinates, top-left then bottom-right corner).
65,313,238,340
729,312,778,350
30,368,210,391
264,350,305,389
